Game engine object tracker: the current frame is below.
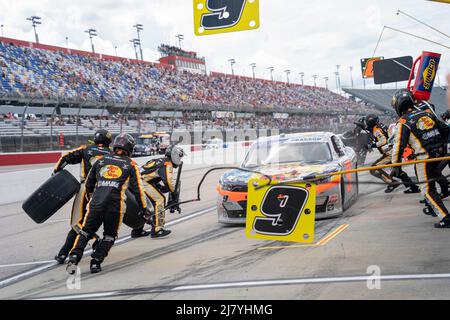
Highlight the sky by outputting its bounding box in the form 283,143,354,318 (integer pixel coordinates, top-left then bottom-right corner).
0,0,449,90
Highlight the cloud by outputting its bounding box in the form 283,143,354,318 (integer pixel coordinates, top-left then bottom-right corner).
0,0,448,88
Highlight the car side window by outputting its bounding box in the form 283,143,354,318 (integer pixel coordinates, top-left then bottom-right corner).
331,136,345,157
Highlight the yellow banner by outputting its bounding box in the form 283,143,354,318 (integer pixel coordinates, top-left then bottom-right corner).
246,178,316,243
194,0,260,36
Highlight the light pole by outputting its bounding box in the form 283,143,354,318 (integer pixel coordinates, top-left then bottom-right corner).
336,64,341,94
312,75,318,87
228,59,236,75
130,39,140,60
284,69,291,84
268,67,274,81
299,72,304,86
349,66,354,88
250,63,256,79
133,24,144,60
334,72,339,93
1,24,4,37
27,16,42,43
85,28,97,53
114,45,118,57
65,36,69,49
175,34,184,49
324,76,329,89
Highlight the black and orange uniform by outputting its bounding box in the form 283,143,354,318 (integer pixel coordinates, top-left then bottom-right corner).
369,123,393,184
68,152,147,265
369,119,419,193
392,109,450,220
54,144,111,181
136,158,176,233
54,144,111,260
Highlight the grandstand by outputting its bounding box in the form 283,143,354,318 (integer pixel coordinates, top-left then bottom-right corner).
0,35,388,152
343,87,449,115
0,36,372,112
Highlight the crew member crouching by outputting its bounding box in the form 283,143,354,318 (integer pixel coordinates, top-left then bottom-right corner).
366,114,419,194
131,145,184,239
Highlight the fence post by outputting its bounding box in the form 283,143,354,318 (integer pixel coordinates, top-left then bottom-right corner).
20,101,31,152
75,102,85,147
50,102,58,151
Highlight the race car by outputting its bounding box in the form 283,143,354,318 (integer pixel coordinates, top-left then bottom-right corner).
216,132,359,224
133,134,158,157
202,138,224,150
133,132,171,157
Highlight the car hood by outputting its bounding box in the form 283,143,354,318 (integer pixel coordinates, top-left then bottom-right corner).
220,162,341,186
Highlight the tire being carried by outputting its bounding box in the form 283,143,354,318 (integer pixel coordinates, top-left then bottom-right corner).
122,189,147,229
22,170,80,224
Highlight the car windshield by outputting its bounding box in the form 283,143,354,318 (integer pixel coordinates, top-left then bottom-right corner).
242,141,333,168
136,138,153,145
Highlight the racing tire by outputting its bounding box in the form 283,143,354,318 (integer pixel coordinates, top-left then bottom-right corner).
122,189,147,229
22,170,80,224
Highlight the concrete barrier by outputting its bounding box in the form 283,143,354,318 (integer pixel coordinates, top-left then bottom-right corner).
0,142,253,205
0,151,63,166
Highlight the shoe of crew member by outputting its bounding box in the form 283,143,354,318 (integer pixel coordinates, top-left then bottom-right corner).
66,255,79,275
151,228,171,238
90,259,102,273
131,227,151,238
404,186,421,194
384,182,400,193
423,201,437,217
441,186,450,199
435,217,450,228
55,253,68,264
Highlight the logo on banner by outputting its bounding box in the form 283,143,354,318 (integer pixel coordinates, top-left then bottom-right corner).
194,0,260,36
422,59,437,90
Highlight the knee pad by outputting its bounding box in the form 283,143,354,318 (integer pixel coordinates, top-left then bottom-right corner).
79,229,91,238
91,236,115,262
370,170,379,178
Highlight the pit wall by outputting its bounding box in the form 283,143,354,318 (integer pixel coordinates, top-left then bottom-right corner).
0,142,252,205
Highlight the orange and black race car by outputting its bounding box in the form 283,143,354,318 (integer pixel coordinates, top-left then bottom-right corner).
217,132,359,224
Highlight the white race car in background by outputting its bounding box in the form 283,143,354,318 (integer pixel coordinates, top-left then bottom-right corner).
203,138,224,149
216,132,359,224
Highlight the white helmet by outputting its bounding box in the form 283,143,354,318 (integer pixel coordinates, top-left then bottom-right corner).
165,145,185,167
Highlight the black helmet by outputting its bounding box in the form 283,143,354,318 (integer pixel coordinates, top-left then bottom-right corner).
391,89,415,116
165,145,185,168
354,116,367,130
113,133,136,156
365,114,379,130
94,129,112,147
